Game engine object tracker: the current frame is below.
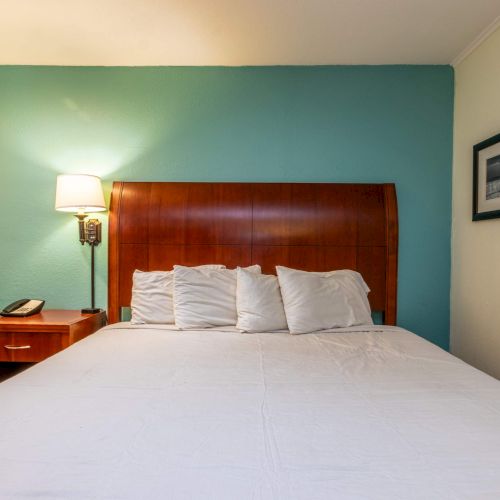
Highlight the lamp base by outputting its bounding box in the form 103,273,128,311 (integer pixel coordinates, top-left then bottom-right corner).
81,307,103,315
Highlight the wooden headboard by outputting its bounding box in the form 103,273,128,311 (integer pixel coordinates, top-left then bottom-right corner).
108,182,398,324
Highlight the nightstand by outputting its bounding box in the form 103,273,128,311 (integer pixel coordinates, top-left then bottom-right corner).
0,310,107,362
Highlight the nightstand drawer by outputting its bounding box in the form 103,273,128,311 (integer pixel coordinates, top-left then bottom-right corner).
0,332,64,362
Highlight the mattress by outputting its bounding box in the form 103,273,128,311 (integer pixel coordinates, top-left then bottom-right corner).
1,323,500,499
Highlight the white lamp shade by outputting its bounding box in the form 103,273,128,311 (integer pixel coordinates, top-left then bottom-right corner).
55,174,106,213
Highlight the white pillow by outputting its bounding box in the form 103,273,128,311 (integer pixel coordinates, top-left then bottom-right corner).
173,265,261,329
131,270,173,324
276,266,373,334
131,265,225,325
236,267,288,333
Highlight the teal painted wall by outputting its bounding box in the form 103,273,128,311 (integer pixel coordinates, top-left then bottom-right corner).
0,66,453,348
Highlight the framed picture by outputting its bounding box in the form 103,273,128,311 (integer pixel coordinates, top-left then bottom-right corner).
473,133,500,221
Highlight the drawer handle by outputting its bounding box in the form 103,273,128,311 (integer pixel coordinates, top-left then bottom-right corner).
4,345,31,350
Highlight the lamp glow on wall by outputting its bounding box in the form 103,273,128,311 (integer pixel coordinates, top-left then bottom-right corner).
55,174,106,314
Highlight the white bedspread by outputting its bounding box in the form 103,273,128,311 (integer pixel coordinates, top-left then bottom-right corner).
1,324,500,499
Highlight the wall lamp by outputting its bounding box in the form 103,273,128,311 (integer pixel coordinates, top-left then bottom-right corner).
55,174,106,314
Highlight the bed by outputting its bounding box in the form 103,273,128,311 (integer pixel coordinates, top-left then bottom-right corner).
1,182,500,500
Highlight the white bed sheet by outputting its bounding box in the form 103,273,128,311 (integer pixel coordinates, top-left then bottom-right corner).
1,323,500,499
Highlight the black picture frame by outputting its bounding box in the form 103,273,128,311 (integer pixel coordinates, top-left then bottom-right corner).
473,133,500,221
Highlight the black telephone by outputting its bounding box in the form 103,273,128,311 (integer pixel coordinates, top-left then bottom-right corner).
0,299,45,317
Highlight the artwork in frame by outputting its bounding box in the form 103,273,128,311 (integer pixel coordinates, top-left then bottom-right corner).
473,133,500,221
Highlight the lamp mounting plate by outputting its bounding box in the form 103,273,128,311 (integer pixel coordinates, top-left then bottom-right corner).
74,214,102,245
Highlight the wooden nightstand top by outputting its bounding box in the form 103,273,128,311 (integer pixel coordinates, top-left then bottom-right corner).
0,309,105,328
0,310,107,333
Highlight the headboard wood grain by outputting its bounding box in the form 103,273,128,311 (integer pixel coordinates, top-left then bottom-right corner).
108,182,398,324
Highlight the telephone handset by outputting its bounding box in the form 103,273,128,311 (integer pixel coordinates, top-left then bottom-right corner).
0,299,45,317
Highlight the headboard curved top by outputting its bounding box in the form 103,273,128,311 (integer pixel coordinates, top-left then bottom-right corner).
108,182,398,324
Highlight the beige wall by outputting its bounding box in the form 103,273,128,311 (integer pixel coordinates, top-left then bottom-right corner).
452,26,500,378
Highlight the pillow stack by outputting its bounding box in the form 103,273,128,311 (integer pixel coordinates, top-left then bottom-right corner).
235,267,288,333
275,266,373,334
173,265,261,329
131,265,225,325
131,264,373,334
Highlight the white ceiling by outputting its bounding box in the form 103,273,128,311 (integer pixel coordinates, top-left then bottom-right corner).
1,0,499,66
